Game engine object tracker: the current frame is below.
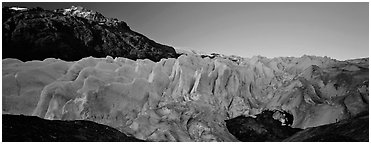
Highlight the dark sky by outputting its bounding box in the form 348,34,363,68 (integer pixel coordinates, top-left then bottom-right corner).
3,2,369,60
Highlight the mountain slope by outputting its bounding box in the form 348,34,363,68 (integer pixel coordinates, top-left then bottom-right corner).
283,112,368,142
2,6,178,62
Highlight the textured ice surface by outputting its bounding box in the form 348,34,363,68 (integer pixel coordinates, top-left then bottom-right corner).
2,55,368,141
2,58,72,115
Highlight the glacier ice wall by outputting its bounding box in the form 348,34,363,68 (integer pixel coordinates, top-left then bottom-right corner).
2,54,368,141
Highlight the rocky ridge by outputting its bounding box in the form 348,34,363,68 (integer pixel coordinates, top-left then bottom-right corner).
2,53,368,141
2,6,178,62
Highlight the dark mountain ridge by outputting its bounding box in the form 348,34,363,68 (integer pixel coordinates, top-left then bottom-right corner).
2,6,179,62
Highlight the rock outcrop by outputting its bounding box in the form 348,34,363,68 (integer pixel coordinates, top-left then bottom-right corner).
2,6,178,62
2,53,368,141
225,110,302,142
2,114,144,142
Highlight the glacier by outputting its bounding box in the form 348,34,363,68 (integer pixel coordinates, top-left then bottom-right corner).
2,53,368,142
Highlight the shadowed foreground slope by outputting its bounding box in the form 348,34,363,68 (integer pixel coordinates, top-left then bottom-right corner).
2,114,144,142
283,112,369,142
225,110,369,142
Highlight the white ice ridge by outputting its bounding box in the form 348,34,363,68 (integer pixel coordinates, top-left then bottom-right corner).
2,54,368,142
9,7,28,11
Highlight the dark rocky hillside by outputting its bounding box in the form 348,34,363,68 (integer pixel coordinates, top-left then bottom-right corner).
2,114,145,142
2,6,179,62
283,111,369,142
225,110,369,142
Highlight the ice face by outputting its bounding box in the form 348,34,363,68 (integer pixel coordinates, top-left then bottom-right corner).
2,55,368,141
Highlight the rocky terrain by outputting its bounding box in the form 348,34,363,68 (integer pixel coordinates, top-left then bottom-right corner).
3,114,144,142
2,6,369,142
226,110,302,142
2,6,178,62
